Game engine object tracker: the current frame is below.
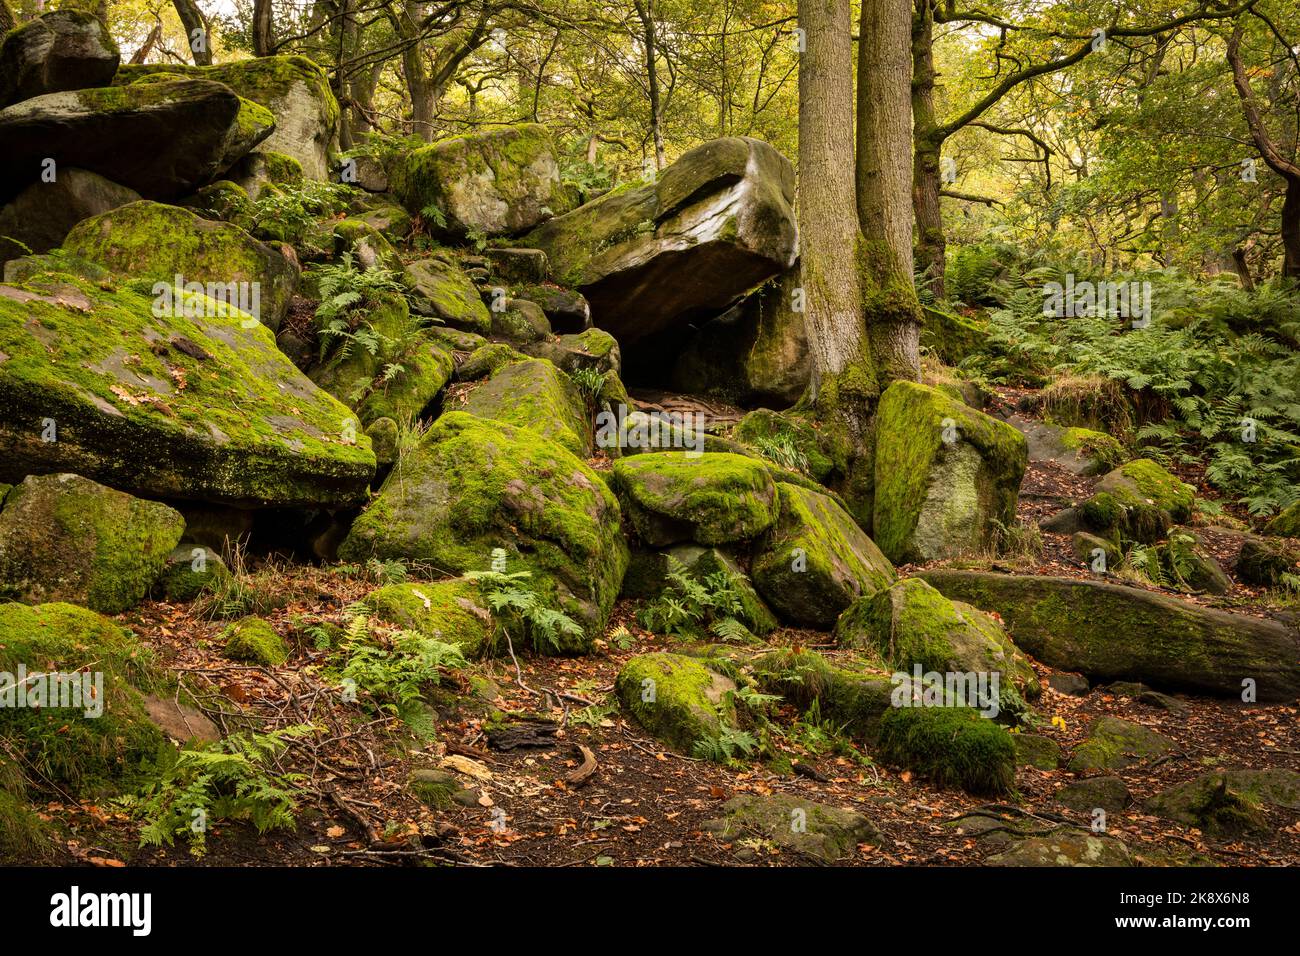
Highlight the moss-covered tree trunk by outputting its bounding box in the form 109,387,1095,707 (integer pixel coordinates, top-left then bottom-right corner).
910,2,946,298
0,0,15,34
857,0,922,384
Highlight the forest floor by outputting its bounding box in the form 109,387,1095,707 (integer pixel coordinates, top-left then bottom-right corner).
25,386,1300,869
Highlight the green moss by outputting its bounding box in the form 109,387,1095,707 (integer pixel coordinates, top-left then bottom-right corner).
752,648,894,743
614,652,735,752
362,579,492,657
1060,427,1126,473
222,616,289,666
457,358,588,456
0,272,374,506
1098,459,1195,523
733,409,836,484
340,413,627,644
0,602,166,796
1266,500,1300,537
1067,716,1175,772
0,474,185,613
877,706,1016,795
155,544,230,602
751,483,895,628
406,257,492,334
262,151,305,185
872,380,1028,563
611,452,778,547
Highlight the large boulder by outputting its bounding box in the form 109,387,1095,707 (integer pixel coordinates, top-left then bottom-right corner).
610,451,779,547
454,357,589,457
873,381,1028,564
834,577,1039,707
339,412,627,646
615,652,736,752
1144,769,1300,837
405,255,492,334
391,123,568,237
0,10,119,108
0,473,184,613
669,267,809,406
917,570,1300,701
0,168,140,266
1067,716,1175,772
62,200,299,330
0,272,375,508
0,79,274,202
115,56,338,180
523,137,798,344
752,483,896,627
1079,458,1196,543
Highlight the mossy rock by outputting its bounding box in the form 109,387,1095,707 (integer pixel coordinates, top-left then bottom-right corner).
685,547,778,637
116,56,340,179
703,793,879,863
62,200,299,330
1143,769,1300,837
455,343,527,381
872,380,1028,563
1264,500,1300,537
456,357,589,457
917,569,1300,701
362,578,493,657
1154,529,1231,595
1236,535,1300,587
631,546,777,637
876,705,1016,795
611,451,778,547
984,832,1133,866
365,417,399,467
330,218,403,273
1077,490,1171,544
1067,716,1175,772
408,768,479,809
614,652,736,753
0,602,166,796
184,179,255,230
1060,427,1126,475
919,305,987,365
0,473,184,613
751,483,895,628
354,203,412,243
733,408,836,484
1012,733,1061,770
390,123,567,237
1071,531,1119,570
0,10,119,109
490,299,552,344
1096,459,1195,524
1056,775,1131,812
834,578,1039,709
222,616,289,666
339,413,627,647
524,327,621,376
752,648,894,743
154,543,230,602
405,256,492,334
0,272,375,508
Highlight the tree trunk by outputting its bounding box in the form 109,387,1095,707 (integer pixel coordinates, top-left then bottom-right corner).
1283,177,1300,279
172,0,212,66
0,0,14,34
633,0,666,170
857,0,922,384
910,1,946,298
796,0,877,450
253,0,275,56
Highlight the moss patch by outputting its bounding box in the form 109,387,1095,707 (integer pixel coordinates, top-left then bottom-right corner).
362,579,493,657
222,616,289,666
876,706,1016,795
614,652,736,753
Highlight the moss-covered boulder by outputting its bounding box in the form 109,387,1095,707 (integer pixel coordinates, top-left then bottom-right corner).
876,705,1016,795
339,413,627,646
117,56,339,179
455,357,589,456
154,543,230,602
703,793,879,863
917,569,1300,700
0,10,120,109
611,452,778,547
1236,535,1300,586
405,255,491,334
330,218,403,274
0,272,375,507
63,200,299,329
1144,769,1300,837
919,305,987,365
1154,529,1231,595
222,616,289,666
229,149,305,199
1265,500,1300,537
1013,733,1061,770
391,123,567,237
1093,458,1196,527
311,294,454,425
1067,716,1175,772
984,832,1133,867
1056,775,1131,812
834,578,1039,707
490,298,551,343
615,652,736,753
0,473,183,613
751,483,895,627
752,648,894,742
362,578,493,657
0,79,273,200
733,408,836,484
0,602,166,795
525,327,621,376
873,381,1028,563
523,137,797,344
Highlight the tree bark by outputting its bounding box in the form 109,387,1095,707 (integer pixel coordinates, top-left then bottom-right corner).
910,0,947,297
0,0,14,34
633,0,666,170
172,0,212,66
857,0,922,384
253,0,275,57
